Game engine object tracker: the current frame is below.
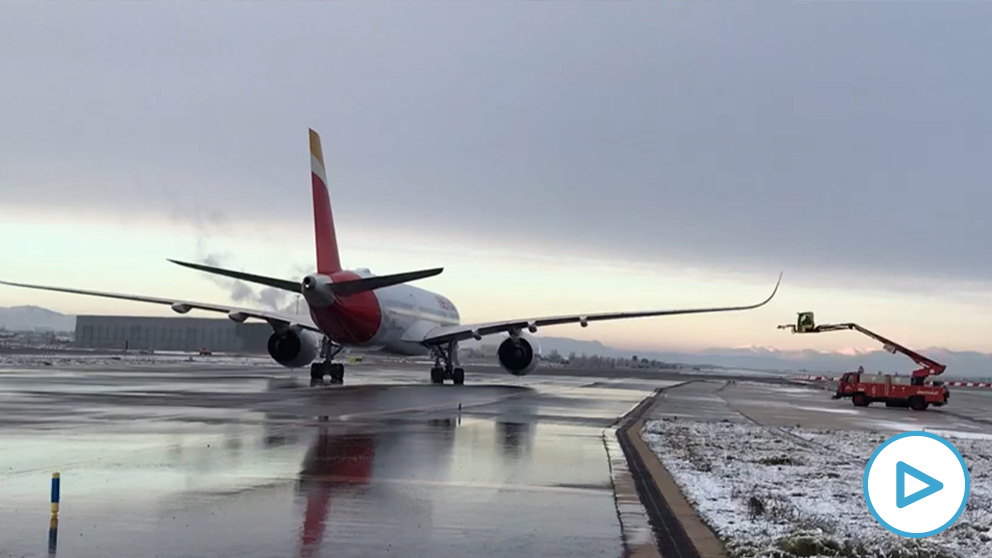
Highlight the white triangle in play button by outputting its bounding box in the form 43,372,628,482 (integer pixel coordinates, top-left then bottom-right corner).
904,473,928,498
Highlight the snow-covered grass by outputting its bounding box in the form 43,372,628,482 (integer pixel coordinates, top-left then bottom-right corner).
642,417,992,558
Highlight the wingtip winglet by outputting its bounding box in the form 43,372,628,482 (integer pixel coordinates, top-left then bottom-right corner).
766,271,783,303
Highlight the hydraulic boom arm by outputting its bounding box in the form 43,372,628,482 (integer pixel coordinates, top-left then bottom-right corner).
778,312,946,379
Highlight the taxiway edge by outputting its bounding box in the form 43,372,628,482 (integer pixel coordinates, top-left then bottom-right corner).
618,385,728,558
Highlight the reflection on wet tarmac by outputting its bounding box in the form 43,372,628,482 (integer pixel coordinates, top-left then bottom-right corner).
427,418,456,430
297,424,376,558
265,413,304,449
496,422,532,459
0,364,677,558
47,515,58,558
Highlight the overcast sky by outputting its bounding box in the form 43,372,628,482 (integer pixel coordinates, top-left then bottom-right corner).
2,3,992,354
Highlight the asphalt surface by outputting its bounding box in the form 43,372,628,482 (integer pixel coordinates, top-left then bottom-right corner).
650,379,992,435
3,360,990,558
0,362,682,558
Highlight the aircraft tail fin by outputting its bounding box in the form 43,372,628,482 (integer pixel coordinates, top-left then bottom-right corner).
309,129,342,274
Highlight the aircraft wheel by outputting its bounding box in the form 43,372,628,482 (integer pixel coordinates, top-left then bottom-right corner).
452,367,465,385
430,367,445,384
329,363,345,384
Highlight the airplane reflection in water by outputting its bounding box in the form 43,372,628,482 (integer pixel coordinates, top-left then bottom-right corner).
295,416,456,557
131,382,611,558
297,421,376,558
295,415,535,558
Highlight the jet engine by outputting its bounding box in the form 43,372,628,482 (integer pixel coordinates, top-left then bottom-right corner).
267,327,321,368
497,333,542,376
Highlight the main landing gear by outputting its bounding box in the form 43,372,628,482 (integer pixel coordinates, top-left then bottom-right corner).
429,342,465,385
310,338,345,386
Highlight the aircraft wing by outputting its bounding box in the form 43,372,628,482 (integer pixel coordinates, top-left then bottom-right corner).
421,273,782,346
0,279,320,333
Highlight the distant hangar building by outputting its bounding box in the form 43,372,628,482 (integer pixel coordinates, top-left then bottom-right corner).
74,315,272,353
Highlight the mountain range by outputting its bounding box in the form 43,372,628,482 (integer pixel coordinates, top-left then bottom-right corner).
2,306,989,379
0,306,76,332
461,335,992,380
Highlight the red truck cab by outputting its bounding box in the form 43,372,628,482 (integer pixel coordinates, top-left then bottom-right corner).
834,370,949,411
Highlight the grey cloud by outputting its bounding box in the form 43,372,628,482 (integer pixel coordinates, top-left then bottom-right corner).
2,3,992,292
190,252,302,312
229,281,255,305
174,210,304,310
163,202,296,309
200,253,226,269
291,264,315,278
192,248,306,312
257,288,289,311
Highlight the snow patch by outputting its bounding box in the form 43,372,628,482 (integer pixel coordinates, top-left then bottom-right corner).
868,419,927,432
925,429,992,442
642,417,992,558
768,386,822,395
793,405,863,415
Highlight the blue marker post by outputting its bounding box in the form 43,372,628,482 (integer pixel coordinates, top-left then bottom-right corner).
48,472,60,558
50,472,60,515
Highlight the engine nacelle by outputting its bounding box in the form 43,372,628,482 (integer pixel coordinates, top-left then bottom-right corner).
497,333,542,376
267,327,321,368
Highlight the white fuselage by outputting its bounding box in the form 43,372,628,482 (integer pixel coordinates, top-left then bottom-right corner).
370,283,460,355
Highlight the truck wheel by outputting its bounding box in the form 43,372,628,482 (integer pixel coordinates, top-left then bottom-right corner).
852,393,869,407
909,397,929,411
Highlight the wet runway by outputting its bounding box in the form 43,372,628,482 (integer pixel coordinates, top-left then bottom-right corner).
651,379,992,437
0,363,682,558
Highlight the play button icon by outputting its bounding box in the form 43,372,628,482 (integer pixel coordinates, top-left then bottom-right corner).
864,432,970,538
896,461,943,508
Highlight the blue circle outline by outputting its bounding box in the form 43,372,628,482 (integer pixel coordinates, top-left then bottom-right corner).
863,431,971,538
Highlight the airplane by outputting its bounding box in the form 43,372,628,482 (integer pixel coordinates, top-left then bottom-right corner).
0,128,782,386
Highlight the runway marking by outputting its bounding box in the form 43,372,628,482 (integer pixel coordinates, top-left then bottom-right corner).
301,475,613,494
714,381,862,460
174,474,613,502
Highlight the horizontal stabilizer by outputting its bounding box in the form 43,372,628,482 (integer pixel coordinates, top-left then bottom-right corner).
330,268,443,296
168,259,300,293
169,259,442,296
